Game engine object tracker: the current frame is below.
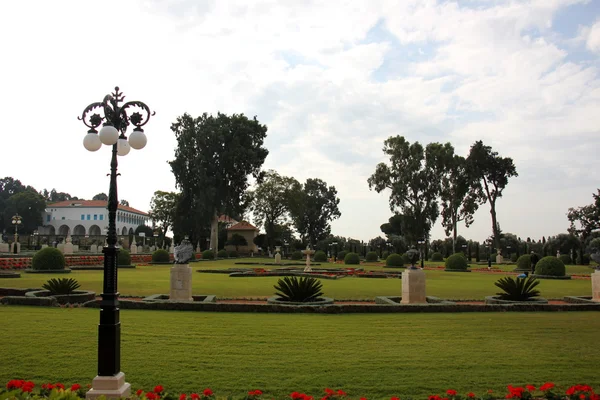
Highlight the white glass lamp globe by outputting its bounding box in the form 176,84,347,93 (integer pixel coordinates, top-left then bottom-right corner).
99,124,119,145
83,131,102,152
128,128,147,150
117,138,131,156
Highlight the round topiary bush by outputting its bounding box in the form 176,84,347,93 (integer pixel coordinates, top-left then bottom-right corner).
559,254,572,265
336,250,347,262
401,253,411,265
217,249,228,259
510,253,518,263
118,249,131,266
365,251,378,262
445,253,468,270
515,254,531,271
386,253,403,267
382,251,390,260
228,250,239,258
314,250,327,262
202,250,215,260
535,256,566,276
291,251,303,260
152,249,170,263
344,252,360,265
32,247,65,270
431,252,443,262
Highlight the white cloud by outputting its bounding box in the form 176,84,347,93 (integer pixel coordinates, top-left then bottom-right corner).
585,20,600,53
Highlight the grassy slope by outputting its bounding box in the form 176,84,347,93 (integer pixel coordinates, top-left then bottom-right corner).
0,307,598,398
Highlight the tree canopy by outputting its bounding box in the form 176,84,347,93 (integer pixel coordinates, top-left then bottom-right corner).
0,177,40,234
2,190,46,234
93,193,108,201
148,191,179,241
567,189,600,239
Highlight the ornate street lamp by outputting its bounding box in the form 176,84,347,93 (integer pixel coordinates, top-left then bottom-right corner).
79,87,153,399
11,214,22,254
418,239,425,268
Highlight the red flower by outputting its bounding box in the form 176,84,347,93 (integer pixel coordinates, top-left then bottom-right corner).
360,398,368,400
567,387,577,396
249,390,263,396
337,390,347,396
580,395,587,399
71,384,81,391
154,385,164,393
291,392,302,399
526,386,536,392
467,393,475,398
136,389,144,396
180,394,187,400
22,382,35,393
6,380,24,390
540,383,555,391
391,397,400,400
203,388,213,397
447,390,458,396
325,389,335,396
55,382,65,390
191,393,200,400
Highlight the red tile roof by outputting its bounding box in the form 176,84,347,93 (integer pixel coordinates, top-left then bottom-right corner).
48,200,148,216
227,221,258,231
218,215,238,224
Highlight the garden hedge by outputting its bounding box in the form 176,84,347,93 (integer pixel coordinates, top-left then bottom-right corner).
445,253,468,271
431,252,444,262
313,250,327,262
31,248,65,271
386,253,403,267
535,256,566,277
344,252,360,265
365,251,378,262
118,249,131,266
202,250,215,260
515,254,531,271
152,249,170,263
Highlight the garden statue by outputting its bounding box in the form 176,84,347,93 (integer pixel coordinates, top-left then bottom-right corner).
274,246,282,264
174,238,194,264
302,245,315,272
170,237,194,302
530,251,540,274
406,247,420,269
556,250,560,258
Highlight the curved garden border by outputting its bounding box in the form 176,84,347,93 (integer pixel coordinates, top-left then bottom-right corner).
25,289,96,304
0,271,20,278
23,269,72,274
266,296,334,306
485,296,548,304
531,274,571,280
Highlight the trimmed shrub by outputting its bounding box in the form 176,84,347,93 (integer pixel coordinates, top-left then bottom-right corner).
445,253,468,270
382,251,390,260
336,250,347,261
42,278,81,295
344,252,360,265
365,251,378,262
202,250,215,260
431,252,444,262
291,251,303,260
401,253,411,265
118,249,131,266
152,249,170,263
582,253,590,265
228,250,239,258
217,249,228,259
515,255,531,271
535,256,566,276
31,247,65,271
559,254,572,265
510,253,518,263
386,253,403,267
313,250,327,262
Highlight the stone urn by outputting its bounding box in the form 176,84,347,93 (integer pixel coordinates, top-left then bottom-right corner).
302,246,315,272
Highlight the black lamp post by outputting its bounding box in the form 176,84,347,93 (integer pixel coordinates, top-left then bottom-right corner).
418,240,425,268
11,214,22,254
80,87,153,398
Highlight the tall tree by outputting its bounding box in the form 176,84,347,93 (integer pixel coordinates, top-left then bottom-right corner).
148,191,179,242
467,140,518,250
169,112,268,251
0,177,36,233
289,178,341,247
439,154,479,253
567,189,600,239
41,188,78,202
368,136,452,244
249,170,300,252
2,190,46,234
119,199,130,207
93,193,108,201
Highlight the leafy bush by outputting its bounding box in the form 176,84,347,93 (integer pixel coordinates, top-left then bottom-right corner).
42,278,81,295
217,249,228,259
336,250,347,261
273,276,324,302
344,252,360,265
510,253,518,263
445,253,468,270
535,256,566,276
582,253,590,265
382,251,390,260
559,254,572,265
494,275,540,301
431,252,443,262
291,251,303,260
202,250,215,260
515,255,531,271
152,249,170,263
401,253,411,265
118,249,131,266
31,247,65,271
365,251,378,262
386,253,403,267
228,250,239,258
313,250,327,262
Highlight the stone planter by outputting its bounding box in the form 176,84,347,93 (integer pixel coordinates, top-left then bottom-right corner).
266,296,334,306
484,295,548,305
26,289,96,304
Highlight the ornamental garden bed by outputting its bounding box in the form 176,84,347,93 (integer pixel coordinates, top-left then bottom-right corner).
531,274,572,280
484,296,549,305
23,269,72,274
25,289,96,304
0,271,20,278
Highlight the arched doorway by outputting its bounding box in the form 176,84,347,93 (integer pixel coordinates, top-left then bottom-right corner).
89,225,101,236
128,228,134,235
47,226,56,235
73,225,86,236
58,225,70,236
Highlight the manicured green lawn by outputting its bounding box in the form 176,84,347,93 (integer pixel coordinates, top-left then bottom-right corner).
2,258,594,299
0,307,598,399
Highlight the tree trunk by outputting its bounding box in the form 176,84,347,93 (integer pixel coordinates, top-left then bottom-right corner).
490,202,500,249
210,211,219,251
452,218,457,254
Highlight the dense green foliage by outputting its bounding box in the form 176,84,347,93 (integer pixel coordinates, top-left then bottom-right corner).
228,250,238,258
152,249,170,263
291,251,303,260
31,247,65,270
202,250,215,260
42,278,81,295
344,252,360,265
382,251,390,259
559,254,572,265
535,256,566,276
118,249,131,266
365,251,378,262
445,253,468,270
148,191,179,245
336,250,347,261
386,253,404,267
494,276,540,301
431,252,444,262
217,249,228,259
313,250,327,262
515,255,531,271
273,276,324,302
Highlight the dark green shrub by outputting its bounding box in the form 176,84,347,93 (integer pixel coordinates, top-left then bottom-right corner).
535,256,566,276
344,252,360,265
559,254,572,265
510,253,518,263
382,251,390,260
582,254,590,265
291,251,303,260
32,247,65,270
273,276,324,302
42,278,81,295
336,250,347,261
202,250,215,260
401,253,411,265
431,252,443,262
217,249,228,258
365,251,378,262
152,249,170,263
314,250,327,262
445,253,468,270
515,255,531,271
386,253,403,267
494,276,540,301
118,249,131,266
228,250,239,258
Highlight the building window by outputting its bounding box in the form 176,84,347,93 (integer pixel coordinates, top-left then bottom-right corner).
81,215,85,220
62,217,65,220
94,215,97,220
87,215,90,220
100,215,104,221
46,215,51,222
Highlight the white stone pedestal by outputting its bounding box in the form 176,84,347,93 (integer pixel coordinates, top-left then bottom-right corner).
170,264,192,301
86,372,131,400
130,244,138,254
592,270,600,302
63,242,74,254
274,246,282,264
0,240,9,253
496,254,503,263
401,268,427,304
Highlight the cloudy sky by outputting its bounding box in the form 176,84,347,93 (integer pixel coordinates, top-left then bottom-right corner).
1,0,599,243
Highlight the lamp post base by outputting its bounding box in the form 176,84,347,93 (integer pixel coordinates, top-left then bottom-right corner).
86,372,131,400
